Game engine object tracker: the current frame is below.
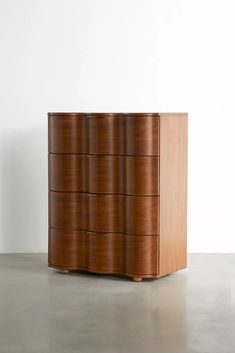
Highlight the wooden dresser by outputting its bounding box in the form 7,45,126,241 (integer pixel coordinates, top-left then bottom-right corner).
48,113,188,281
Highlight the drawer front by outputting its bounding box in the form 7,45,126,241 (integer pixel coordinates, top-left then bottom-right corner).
87,194,123,233
49,191,85,229
87,155,122,194
49,229,159,275
125,114,159,155
49,155,159,195
125,196,159,235
49,154,86,192
49,192,159,235
87,114,124,155
124,156,159,195
48,113,86,153
125,235,158,275
49,228,86,268
48,113,159,156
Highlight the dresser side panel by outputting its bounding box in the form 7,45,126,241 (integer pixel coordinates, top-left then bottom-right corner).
159,114,188,276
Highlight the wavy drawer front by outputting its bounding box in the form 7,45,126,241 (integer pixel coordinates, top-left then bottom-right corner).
49,192,159,235
49,228,86,268
48,112,163,280
87,155,122,194
125,235,158,275
49,191,85,229
48,113,86,153
49,229,159,275
87,113,124,155
125,114,159,155
49,155,159,195
124,156,159,195
125,196,159,235
87,194,123,233
49,154,86,192
48,113,160,156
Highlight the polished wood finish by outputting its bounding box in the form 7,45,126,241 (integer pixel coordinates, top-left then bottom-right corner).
87,194,123,233
49,192,159,235
49,228,159,276
49,154,86,192
158,114,188,277
125,235,158,275
49,191,85,229
125,196,159,235
48,113,86,153
87,155,121,194
87,113,124,155
48,112,159,156
49,153,159,195
124,156,159,195
125,113,159,155
48,112,187,281
49,229,86,268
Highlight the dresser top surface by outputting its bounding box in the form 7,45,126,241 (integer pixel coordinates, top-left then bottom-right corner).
48,112,187,117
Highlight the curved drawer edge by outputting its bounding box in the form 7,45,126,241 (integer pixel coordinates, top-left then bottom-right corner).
48,263,159,279
48,229,159,276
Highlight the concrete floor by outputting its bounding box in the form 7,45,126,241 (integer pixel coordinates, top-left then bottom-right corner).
0,254,235,353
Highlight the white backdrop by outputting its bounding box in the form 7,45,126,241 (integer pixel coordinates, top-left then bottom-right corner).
0,0,234,252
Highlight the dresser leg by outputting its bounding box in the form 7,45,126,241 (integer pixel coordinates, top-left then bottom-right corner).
58,269,69,274
133,276,142,282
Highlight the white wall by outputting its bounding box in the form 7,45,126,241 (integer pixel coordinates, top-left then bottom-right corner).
0,0,234,252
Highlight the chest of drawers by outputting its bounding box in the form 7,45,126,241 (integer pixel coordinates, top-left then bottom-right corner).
48,113,187,281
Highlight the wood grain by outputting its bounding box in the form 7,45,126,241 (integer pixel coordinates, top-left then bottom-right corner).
48,229,159,276
48,113,86,153
124,156,159,195
49,191,160,235
158,114,188,277
48,112,187,280
49,228,86,268
125,114,159,155
125,234,158,275
49,191,86,229
125,196,159,235
49,113,160,156
86,194,123,233
49,154,86,192
49,154,159,195
87,113,124,155
87,155,122,194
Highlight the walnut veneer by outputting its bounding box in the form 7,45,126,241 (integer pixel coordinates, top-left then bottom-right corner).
48,112,188,281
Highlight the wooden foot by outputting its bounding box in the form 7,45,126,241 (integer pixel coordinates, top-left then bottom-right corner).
59,269,69,274
133,276,142,282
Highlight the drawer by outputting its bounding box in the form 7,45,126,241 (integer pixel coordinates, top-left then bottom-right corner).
124,156,159,195
87,113,124,155
48,113,159,155
49,229,159,276
125,195,159,235
49,154,86,192
49,228,86,268
125,114,159,155
87,194,123,233
87,155,122,194
49,191,85,229
49,155,159,195
48,113,86,153
49,192,159,235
